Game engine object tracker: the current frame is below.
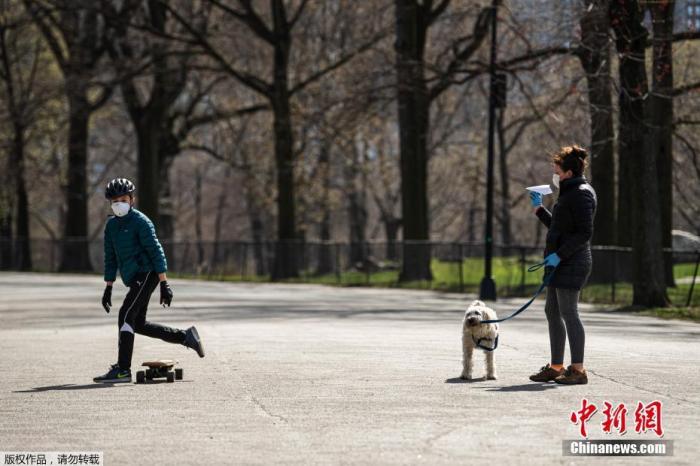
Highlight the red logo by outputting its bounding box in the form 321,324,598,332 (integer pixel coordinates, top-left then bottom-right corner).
570,398,598,438
570,399,664,438
601,401,628,435
634,401,664,437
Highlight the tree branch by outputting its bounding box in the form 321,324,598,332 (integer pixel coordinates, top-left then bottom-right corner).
428,6,491,100
671,30,700,42
182,143,248,169
88,83,115,112
497,45,578,71
22,0,67,70
428,0,451,25
184,103,269,132
161,1,273,97
493,30,700,74
288,0,310,28
672,81,700,97
209,0,275,44
289,29,389,96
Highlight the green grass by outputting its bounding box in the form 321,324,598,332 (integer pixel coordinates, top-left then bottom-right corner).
580,282,700,307
607,305,700,323
674,261,700,279
171,259,700,308
636,306,700,323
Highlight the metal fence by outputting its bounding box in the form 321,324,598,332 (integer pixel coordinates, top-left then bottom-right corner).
1,238,699,306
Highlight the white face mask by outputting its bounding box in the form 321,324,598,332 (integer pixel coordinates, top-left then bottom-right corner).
111,201,131,217
552,174,560,189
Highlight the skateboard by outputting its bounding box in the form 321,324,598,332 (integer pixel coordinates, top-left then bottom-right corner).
135,359,183,384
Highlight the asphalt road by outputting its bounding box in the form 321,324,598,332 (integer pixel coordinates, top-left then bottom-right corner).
1,272,698,465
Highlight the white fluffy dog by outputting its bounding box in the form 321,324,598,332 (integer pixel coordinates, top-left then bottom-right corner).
460,300,499,380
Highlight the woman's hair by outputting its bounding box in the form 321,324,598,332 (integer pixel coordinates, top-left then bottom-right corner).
551,145,589,176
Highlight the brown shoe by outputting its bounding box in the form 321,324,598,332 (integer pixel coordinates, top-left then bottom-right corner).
554,365,588,385
529,363,565,382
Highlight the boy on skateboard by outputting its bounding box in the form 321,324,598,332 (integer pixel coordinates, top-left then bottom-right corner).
94,178,205,383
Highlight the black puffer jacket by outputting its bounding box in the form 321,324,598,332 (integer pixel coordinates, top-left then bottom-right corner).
536,176,597,290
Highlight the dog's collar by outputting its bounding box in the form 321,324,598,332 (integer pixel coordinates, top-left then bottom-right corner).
473,334,499,352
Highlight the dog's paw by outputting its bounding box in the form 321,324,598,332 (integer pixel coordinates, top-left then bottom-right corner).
460,373,473,380
486,374,498,380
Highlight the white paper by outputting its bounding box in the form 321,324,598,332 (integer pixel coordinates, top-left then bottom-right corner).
526,184,553,195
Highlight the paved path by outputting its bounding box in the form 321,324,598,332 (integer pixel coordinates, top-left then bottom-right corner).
0,272,698,465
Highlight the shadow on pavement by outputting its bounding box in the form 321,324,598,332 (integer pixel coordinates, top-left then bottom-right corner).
13,383,127,392
482,383,559,392
444,376,487,383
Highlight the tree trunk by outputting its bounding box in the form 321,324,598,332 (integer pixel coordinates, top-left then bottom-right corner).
238,144,268,277
12,125,31,270
316,143,333,275
496,108,511,253
245,196,266,276
212,165,231,268
395,0,432,281
158,150,176,268
115,0,185,239
271,33,299,280
610,0,668,307
346,141,368,267
347,177,367,267
580,0,616,248
0,153,13,269
0,24,31,270
649,1,675,287
134,119,160,223
467,203,477,244
384,218,401,261
193,168,204,268
59,81,93,272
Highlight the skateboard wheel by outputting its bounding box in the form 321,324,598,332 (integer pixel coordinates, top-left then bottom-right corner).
166,371,175,383
175,368,183,380
145,369,153,380
136,371,145,384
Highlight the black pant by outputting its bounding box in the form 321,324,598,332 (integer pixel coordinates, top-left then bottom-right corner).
117,271,186,370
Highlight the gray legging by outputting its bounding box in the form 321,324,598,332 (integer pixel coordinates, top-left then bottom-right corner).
544,286,585,365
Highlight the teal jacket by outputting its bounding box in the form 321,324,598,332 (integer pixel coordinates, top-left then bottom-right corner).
103,208,167,286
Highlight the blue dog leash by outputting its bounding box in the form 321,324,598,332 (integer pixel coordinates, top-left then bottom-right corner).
478,261,555,325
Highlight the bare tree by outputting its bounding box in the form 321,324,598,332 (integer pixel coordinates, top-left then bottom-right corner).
610,0,668,306
24,0,115,271
165,0,387,279
646,0,675,286
105,0,194,224
0,2,51,269
579,0,615,248
394,0,491,281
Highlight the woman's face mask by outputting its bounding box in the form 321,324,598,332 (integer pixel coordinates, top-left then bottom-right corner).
552,173,560,189
111,201,131,217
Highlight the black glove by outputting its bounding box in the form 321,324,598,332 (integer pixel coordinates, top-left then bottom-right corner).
160,281,173,307
102,285,112,313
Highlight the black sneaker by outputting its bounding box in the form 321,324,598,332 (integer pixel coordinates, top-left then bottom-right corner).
184,326,205,358
93,363,131,383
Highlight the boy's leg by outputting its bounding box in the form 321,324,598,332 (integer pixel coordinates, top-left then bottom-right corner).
127,272,205,358
132,273,187,344
117,271,156,370
136,318,187,344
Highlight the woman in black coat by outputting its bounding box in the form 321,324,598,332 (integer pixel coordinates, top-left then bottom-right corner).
528,145,597,385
